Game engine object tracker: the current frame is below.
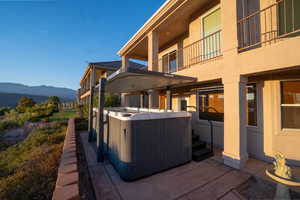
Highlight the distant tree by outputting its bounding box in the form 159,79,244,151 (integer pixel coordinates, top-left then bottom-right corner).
16,97,36,113
92,93,120,108
46,96,61,112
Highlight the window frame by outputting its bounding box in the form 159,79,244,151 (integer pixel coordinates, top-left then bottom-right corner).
246,83,258,127
200,5,222,60
162,50,178,73
280,80,300,130
198,87,224,122
178,96,189,111
197,84,258,126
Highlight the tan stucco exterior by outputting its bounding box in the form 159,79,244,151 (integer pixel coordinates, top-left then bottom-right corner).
117,0,300,168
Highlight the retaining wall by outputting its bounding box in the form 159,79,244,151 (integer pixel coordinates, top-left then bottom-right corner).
52,118,80,200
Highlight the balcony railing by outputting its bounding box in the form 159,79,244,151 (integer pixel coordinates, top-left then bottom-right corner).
237,0,300,51
159,30,222,73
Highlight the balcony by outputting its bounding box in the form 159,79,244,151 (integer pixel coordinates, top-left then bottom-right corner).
158,30,222,73
237,0,300,51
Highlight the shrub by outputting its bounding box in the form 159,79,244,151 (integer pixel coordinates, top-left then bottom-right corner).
0,107,10,116
0,120,19,135
45,96,61,112
16,97,36,113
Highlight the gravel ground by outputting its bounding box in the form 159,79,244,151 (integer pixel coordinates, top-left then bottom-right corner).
76,130,96,200
237,176,300,199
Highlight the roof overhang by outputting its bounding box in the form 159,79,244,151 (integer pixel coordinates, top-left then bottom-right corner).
117,0,217,59
105,68,197,94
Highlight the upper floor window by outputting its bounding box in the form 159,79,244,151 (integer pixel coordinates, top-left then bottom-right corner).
162,50,177,73
281,80,300,129
278,0,300,36
202,8,221,60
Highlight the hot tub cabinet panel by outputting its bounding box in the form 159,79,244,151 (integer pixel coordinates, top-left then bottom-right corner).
103,110,192,181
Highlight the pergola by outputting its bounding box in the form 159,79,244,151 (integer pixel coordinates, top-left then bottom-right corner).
90,67,196,162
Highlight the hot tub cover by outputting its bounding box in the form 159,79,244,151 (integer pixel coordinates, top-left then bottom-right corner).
105,67,197,93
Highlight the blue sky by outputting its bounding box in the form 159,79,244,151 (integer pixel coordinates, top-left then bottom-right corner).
0,0,165,90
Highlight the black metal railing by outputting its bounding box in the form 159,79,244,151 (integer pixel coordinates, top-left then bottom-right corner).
158,30,222,73
237,0,300,51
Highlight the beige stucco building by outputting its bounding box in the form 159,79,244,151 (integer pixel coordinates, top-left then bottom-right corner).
117,0,300,169
78,61,145,105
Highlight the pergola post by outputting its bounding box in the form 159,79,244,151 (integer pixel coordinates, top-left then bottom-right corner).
88,66,95,142
148,90,153,109
148,31,159,71
166,89,172,110
140,92,145,108
97,78,106,163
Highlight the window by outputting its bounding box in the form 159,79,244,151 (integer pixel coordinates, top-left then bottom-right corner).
278,0,300,36
180,99,187,111
202,8,221,59
247,84,257,126
162,51,177,73
281,81,300,129
198,88,224,122
198,85,257,125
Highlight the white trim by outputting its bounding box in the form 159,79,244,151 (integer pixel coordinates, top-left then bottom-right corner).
279,80,300,131
281,104,300,107
281,128,300,132
97,107,192,121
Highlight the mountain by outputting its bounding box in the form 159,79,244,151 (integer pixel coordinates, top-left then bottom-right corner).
0,92,50,107
0,83,76,101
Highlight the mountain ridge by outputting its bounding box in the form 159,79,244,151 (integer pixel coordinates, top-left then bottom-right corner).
0,82,76,101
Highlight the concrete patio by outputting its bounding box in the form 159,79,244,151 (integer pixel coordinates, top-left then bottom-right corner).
79,131,300,200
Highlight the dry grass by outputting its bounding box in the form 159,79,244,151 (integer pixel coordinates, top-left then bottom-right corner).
0,121,67,200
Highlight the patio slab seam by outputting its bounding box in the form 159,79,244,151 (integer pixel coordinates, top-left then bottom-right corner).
174,169,234,200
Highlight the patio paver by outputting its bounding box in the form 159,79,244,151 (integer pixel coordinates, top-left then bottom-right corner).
80,131,252,200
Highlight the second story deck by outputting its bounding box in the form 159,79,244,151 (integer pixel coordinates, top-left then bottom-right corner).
118,0,300,81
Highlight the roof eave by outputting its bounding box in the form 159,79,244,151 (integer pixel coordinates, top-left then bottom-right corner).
117,0,184,57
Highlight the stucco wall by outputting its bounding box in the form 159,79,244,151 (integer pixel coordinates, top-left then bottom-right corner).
263,80,300,166
177,80,300,167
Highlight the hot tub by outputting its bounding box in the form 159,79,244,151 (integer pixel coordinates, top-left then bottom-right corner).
99,107,192,181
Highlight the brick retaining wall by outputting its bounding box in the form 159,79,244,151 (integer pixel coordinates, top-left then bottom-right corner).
52,118,80,200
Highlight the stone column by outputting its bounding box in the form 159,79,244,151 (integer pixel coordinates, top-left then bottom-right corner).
148,31,159,71
222,75,248,169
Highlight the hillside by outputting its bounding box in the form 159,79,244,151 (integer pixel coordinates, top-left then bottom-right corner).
0,83,76,101
0,93,50,107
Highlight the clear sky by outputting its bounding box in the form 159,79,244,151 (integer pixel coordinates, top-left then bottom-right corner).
0,0,165,90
